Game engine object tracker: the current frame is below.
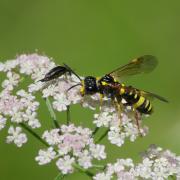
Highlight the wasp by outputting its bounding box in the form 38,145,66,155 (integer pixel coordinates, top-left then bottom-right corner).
40,55,168,131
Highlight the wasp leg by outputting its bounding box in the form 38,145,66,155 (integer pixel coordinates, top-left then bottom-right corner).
64,74,68,82
134,110,143,137
99,93,104,110
113,100,122,127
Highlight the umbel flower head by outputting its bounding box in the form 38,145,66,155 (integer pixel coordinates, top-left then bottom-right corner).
0,54,179,179
0,53,148,147
0,54,54,145
93,145,180,180
35,124,106,174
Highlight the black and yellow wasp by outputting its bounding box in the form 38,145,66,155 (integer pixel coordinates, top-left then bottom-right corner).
40,55,168,116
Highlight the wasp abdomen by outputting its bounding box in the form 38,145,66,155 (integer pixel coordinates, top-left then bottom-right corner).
120,87,152,114
136,99,152,114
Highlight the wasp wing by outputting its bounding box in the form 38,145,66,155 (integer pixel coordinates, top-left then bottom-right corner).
109,55,158,81
139,90,168,103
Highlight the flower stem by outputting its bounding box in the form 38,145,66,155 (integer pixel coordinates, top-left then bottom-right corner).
92,127,100,137
73,163,94,177
20,123,49,147
169,175,176,180
54,173,65,180
95,128,109,143
92,164,105,169
45,97,60,128
66,105,71,125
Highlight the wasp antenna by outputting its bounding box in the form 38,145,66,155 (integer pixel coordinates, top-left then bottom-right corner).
67,83,82,92
63,63,82,81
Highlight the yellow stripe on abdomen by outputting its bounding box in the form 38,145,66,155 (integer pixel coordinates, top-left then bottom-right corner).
133,96,145,108
147,103,152,112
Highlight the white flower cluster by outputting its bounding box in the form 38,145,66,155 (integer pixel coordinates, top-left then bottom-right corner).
0,54,179,179
0,54,56,146
0,53,150,147
94,106,148,147
35,124,106,174
94,145,180,180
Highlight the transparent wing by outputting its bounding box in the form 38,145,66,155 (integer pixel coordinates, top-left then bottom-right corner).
139,90,168,103
109,55,158,81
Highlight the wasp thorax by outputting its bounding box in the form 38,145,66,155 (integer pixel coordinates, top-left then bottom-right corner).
84,76,98,94
99,74,115,84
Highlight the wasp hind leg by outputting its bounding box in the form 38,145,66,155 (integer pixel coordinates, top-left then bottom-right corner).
134,110,143,137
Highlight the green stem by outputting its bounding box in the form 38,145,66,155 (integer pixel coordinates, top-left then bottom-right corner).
66,105,71,125
169,175,176,180
54,173,65,180
95,129,109,143
73,163,94,177
92,164,105,169
20,123,49,147
92,127,99,137
45,97,59,128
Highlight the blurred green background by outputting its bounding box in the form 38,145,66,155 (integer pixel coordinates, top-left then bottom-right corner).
0,0,180,179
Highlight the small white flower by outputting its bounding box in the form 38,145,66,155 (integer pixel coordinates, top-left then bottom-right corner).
78,150,92,169
93,173,111,180
108,127,125,147
27,101,40,112
2,71,20,91
53,93,70,111
124,122,138,142
93,112,112,127
28,82,43,93
35,147,56,165
60,124,76,133
0,62,5,71
6,126,27,147
23,111,41,128
90,144,106,160
152,157,170,179
42,84,58,98
28,118,41,129
56,155,75,174
42,129,61,145
17,89,35,101
3,59,19,72
67,86,82,104
18,54,54,77
11,111,24,123
0,115,6,130
58,143,71,156
135,158,153,179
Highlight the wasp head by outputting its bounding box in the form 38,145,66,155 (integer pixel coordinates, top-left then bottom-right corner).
81,76,98,95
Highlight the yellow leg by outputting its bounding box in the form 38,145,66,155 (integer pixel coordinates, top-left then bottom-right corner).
113,101,122,127
99,93,104,110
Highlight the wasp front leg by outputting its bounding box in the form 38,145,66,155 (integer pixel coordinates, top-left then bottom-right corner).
99,93,104,110
113,100,123,127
